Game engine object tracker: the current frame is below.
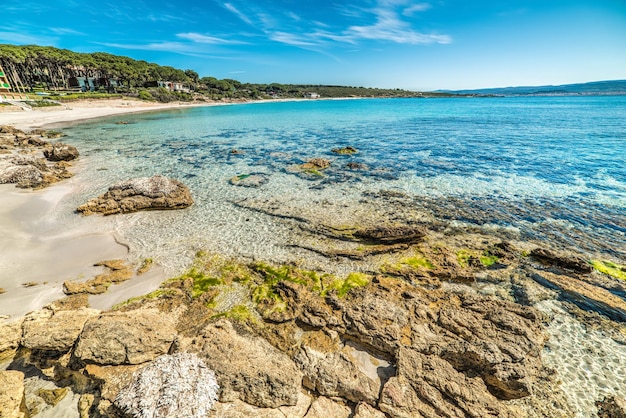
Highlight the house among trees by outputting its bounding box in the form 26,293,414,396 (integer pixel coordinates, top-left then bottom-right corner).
306,92,320,99
144,80,190,92
0,65,11,93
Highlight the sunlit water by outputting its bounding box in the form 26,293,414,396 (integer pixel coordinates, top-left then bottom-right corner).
57,97,625,268
43,96,626,416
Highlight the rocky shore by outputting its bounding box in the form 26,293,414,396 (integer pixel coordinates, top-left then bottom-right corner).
1,126,625,418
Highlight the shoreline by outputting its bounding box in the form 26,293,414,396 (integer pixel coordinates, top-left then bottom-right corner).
0,96,360,131
0,98,216,131
0,99,207,319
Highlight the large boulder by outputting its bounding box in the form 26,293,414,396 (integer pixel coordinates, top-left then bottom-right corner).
77,175,194,215
22,307,99,353
43,142,79,161
74,309,177,365
0,371,27,418
0,155,44,188
191,319,303,408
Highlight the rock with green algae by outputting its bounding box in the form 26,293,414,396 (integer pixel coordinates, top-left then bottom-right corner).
331,146,358,155
591,260,626,281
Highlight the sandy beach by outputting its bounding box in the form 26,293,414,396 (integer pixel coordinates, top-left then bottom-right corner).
0,99,199,320
0,98,209,131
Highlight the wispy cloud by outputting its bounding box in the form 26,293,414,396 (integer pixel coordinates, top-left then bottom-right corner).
177,32,247,45
221,0,451,49
403,3,431,16
347,7,450,44
223,3,253,25
49,27,85,36
0,31,58,45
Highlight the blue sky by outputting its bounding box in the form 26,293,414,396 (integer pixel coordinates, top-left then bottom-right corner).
3,0,626,90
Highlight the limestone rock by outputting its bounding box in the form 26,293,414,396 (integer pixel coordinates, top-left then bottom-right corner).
0,319,23,361
430,294,546,399
43,142,79,161
192,319,303,408
115,353,219,418
379,348,514,418
77,175,193,215
74,309,177,365
304,396,351,418
295,343,382,404
354,402,386,418
597,396,626,418
0,371,27,418
22,307,99,353
0,155,44,187
84,364,141,402
211,392,312,418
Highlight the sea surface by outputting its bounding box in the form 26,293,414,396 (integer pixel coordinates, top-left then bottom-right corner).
58,96,625,270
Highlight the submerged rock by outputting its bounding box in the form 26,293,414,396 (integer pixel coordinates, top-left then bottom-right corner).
597,396,626,418
301,158,331,170
230,173,269,188
77,175,193,215
332,146,358,155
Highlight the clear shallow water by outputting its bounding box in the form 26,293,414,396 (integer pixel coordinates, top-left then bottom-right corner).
60,96,626,269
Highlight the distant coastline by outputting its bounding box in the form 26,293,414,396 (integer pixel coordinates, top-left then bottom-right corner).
437,79,626,97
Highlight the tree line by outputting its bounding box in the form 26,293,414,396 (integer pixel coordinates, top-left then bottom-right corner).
0,44,458,100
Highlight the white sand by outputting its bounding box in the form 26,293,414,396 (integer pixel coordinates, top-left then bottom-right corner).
0,99,198,320
0,98,208,131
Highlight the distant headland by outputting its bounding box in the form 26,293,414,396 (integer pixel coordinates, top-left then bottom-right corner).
438,79,626,96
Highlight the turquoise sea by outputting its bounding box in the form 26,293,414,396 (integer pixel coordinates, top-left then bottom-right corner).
61,96,625,269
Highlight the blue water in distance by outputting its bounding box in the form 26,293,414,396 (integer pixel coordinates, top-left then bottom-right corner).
62,96,626,263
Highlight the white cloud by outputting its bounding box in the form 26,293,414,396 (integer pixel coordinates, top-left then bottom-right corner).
0,31,57,45
177,32,246,45
224,3,253,25
403,3,431,16
269,32,316,47
49,27,85,36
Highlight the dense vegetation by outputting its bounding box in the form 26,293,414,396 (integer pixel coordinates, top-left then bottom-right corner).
0,44,457,101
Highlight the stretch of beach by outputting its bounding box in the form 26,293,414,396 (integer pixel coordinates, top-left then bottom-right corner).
0,99,203,320
0,98,211,131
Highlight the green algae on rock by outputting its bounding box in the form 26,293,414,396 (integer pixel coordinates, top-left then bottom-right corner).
331,146,358,155
591,260,626,281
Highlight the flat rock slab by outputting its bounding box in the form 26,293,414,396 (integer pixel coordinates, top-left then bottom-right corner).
77,175,193,215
